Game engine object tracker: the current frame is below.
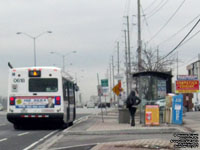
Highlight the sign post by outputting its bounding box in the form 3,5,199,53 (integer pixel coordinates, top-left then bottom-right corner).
97,74,104,123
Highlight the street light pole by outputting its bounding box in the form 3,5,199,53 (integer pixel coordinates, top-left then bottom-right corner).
33,37,36,66
17,31,52,66
50,51,76,71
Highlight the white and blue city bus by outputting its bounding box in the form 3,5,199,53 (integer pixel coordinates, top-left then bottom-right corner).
7,66,78,129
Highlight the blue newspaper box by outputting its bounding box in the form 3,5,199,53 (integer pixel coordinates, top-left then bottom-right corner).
172,94,183,124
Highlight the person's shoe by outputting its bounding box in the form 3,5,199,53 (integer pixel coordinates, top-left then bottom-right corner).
131,123,135,126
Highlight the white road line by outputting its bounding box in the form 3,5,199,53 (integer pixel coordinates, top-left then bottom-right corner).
18,132,29,136
0,138,8,142
23,130,58,150
0,124,6,127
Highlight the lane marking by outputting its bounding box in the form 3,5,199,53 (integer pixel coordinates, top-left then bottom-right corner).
0,138,7,142
34,115,90,150
0,124,6,127
18,132,29,136
23,130,58,150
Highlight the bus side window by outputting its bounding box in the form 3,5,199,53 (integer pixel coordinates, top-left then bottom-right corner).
69,82,75,104
62,78,68,101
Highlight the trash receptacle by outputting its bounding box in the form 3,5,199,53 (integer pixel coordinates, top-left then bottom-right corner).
118,108,130,123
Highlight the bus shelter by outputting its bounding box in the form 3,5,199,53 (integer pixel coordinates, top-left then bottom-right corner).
132,71,173,124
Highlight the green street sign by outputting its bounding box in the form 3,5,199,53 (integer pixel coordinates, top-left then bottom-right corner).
101,79,108,87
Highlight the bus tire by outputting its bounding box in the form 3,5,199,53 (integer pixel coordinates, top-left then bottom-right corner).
60,123,68,129
14,124,21,130
69,121,73,126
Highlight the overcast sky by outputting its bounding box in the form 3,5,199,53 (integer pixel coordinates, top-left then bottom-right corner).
0,0,200,101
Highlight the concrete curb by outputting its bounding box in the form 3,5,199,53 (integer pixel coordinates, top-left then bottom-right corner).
64,128,183,136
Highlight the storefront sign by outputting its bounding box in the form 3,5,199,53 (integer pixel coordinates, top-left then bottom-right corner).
176,80,199,93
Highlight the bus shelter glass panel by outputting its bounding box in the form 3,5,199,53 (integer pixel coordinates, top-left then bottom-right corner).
138,76,167,124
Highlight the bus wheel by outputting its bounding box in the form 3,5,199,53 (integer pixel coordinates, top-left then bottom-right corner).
60,123,68,129
69,121,73,126
14,124,21,130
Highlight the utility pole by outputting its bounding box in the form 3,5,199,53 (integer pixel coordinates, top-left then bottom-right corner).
117,42,120,74
124,30,129,97
137,0,142,72
126,16,131,93
157,47,159,70
112,56,116,105
177,51,179,77
109,63,112,106
137,0,142,124
117,41,120,108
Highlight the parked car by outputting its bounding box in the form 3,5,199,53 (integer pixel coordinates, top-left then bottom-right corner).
98,103,106,108
155,99,166,108
194,101,200,111
87,102,95,108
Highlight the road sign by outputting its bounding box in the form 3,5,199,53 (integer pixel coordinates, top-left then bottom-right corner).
177,75,198,80
112,82,123,96
101,79,108,87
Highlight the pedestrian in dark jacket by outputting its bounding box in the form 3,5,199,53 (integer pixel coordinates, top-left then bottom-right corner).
126,90,141,126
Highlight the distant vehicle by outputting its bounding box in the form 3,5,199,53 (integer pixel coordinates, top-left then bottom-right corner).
7,66,78,129
76,104,84,108
98,103,106,108
87,102,95,108
0,103,4,111
194,101,200,111
155,99,166,108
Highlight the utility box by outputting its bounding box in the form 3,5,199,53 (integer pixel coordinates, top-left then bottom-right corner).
118,108,130,124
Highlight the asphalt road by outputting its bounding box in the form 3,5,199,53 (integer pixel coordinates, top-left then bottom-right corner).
184,111,200,121
0,111,88,150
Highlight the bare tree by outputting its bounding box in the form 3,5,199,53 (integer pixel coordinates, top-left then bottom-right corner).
132,48,176,72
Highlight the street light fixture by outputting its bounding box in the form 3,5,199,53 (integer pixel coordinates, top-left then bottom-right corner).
16,31,52,66
50,51,77,71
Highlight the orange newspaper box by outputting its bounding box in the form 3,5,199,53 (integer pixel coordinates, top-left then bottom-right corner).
145,105,159,126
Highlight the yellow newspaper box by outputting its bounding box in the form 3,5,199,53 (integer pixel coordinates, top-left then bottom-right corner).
145,105,159,126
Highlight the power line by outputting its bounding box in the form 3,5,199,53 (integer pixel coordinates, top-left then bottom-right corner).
140,5,152,38
180,29,200,47
158,14,200,46
146,0,169,19
148,0,186,43
160,18,200,60
144,0,158,11
145,0,165,16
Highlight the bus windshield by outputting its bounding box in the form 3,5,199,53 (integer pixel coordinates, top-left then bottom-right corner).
29,78,58,92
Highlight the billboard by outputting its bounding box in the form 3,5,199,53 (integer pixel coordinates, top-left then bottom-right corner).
176,80,199,93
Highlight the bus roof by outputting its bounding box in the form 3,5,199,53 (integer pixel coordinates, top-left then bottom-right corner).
10,66,61,71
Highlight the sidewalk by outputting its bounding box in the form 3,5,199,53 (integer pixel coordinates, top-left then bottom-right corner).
38,109,193,150
89,110,187,150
